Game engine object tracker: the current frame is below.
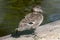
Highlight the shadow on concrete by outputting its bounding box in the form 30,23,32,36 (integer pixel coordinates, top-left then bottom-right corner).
11,29,35,38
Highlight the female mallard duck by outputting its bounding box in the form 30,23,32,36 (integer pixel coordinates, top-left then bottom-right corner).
17,6,43,31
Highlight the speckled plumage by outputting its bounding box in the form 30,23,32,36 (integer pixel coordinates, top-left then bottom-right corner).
17,6,43,31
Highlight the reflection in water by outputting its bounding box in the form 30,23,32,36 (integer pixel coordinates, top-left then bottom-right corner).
0,0,5,23
41,0,60,24
48,14,60,22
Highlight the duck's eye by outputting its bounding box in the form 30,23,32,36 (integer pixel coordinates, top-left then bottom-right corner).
29,22,33,24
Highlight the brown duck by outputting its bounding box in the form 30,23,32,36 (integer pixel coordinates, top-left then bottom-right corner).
17,6,43,31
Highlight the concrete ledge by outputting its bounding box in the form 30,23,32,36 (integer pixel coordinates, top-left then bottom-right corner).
0,20,60,40
35,20,60,40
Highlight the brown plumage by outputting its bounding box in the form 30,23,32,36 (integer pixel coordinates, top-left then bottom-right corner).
17,6,43,31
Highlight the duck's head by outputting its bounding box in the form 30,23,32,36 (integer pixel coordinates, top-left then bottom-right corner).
33,6,43,13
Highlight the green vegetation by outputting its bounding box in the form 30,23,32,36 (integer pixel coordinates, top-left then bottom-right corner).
0,0,42,36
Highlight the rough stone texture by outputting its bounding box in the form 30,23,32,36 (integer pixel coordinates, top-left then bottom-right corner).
35,20,60,40
1,35,34,40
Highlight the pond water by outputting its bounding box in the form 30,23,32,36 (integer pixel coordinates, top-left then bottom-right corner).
41,0,60,24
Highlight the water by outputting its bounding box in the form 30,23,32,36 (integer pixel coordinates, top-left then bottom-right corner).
41,0,60,24
0,0,5,24
0,0,31,36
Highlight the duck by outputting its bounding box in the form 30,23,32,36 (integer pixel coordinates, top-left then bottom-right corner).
16,5,43,31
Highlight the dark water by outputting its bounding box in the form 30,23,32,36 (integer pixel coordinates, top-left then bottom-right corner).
41,0,60,24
